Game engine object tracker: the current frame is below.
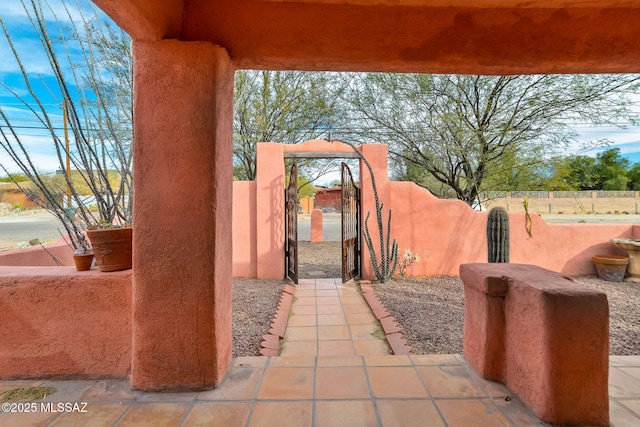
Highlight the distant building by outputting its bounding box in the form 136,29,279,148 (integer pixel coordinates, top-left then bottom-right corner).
0,182,44,209
314,187,341,212
299,196,314,214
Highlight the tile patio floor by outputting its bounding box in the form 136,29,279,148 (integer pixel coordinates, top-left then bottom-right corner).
1,278,639,426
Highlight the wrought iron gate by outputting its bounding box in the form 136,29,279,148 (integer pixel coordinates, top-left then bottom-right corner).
285,162,299,283
341,162,360,283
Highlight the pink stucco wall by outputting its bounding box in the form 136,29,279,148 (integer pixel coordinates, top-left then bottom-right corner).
388,182,634,276
0,267,132,379
233,142,636,280
0,239,74,267
3,145,633,280
461,263,609,426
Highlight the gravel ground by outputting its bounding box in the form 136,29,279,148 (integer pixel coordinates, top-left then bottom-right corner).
0,205,48,216
232,242,340,357
234,241,640,357
372,277,464,354
232,279,285,357
298,241,342,279
373,275,640,356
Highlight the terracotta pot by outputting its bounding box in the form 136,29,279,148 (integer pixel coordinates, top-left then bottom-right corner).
73,253,94,271
592,255,628,282
86,227,132,272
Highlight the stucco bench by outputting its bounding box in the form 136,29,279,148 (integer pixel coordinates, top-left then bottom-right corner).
460,263,609,426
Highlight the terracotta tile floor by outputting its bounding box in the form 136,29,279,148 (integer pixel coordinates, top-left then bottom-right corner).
1,278,639,426
281,278,391,358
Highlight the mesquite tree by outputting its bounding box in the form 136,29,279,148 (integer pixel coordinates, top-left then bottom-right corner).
342,73,640,205
233,70,346,181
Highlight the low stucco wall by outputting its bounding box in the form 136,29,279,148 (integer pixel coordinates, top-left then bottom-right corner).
388,181,636,276
484,192,640,214
461,263,609,426
0,240,74,267
0,267,132,379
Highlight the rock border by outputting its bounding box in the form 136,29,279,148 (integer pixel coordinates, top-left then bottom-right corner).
360,280,413,355
259,280,413,356
259,283,295,356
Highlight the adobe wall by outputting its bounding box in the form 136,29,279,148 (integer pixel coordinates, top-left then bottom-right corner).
0,267,132,379
0,240,74,266
233,142,636,280
461,264,609,426
388,181,634,276
6,152,620,280
245,140,384,280
0,192,40,209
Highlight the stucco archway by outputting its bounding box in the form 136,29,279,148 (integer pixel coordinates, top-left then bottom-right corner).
254,140,384,284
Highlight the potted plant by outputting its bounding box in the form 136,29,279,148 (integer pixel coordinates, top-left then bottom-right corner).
57,207,94,272
592,254,628,282
73,246,94,272
86,221,132,272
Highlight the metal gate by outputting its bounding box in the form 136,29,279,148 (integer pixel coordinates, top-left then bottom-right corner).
285,162,299,283
341,162,360,283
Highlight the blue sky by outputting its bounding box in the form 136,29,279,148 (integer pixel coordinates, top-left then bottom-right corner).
2,0,640,176
0,0,99,175
573,124,640,163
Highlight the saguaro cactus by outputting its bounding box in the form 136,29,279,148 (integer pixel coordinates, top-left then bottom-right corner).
487,207,510,263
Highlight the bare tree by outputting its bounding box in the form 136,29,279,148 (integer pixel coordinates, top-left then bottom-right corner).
343,73,640,205
0,0,132,249
233,70,346,180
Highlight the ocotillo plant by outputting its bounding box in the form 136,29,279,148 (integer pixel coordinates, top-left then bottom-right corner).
340,140,398,282
487,207,510,263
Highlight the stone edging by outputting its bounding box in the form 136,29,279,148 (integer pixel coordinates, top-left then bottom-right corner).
259,280,413,356
359,280,413,355
259,283,295,356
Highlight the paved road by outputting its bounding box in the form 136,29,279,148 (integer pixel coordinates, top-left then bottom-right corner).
1,211,638,249
0,213,65,248
298,212,341,241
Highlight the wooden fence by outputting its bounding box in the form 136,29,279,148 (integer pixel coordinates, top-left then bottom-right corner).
480,191,640,214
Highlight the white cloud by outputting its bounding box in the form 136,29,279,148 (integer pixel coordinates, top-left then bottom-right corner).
0,133,65,173
565,121,640,157
0,2,32,19
1,0,89,23
0,0,101,77
0,36,56,76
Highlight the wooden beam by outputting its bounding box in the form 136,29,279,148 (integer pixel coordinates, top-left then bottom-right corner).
284,152,360,159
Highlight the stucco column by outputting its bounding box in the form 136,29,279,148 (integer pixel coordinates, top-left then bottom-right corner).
131,40,234,391
359,144,390,280
255,143,285,280
311,209,323,242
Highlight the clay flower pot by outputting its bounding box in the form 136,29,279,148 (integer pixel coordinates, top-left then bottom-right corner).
86,227,132,272
73,250,94,272
592,255,628,282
